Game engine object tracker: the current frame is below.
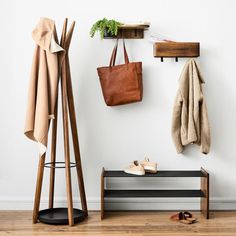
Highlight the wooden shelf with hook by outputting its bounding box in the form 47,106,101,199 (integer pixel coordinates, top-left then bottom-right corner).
104,24,150,39
153,42,200,62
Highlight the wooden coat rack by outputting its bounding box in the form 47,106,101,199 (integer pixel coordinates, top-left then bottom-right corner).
32,18,87,226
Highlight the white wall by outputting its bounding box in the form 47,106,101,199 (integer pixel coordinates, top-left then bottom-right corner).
1,0,236,210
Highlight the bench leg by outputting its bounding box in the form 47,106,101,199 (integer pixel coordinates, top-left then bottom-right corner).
101,168,105,220
201,168,209,219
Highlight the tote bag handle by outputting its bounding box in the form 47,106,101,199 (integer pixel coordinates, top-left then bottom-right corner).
109,38,129,67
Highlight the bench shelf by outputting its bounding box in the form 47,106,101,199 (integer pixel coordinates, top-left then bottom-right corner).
101,167,209,220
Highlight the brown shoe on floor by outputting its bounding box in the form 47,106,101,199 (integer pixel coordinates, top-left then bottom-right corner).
170,212,196,224
183,211,197,223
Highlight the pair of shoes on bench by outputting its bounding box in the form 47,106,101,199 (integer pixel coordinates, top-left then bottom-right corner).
124,158,157,176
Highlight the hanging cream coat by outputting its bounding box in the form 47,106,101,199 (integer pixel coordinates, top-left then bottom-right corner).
24,18,64,156
172,59,210,154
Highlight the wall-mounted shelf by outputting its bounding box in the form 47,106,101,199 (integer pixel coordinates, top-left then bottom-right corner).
153,42,200,62
104,24,150,39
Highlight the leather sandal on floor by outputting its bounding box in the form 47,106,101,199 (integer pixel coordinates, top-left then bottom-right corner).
170,212,193,224
183,211,197,223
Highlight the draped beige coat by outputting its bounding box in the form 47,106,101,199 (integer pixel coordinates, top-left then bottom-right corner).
172,59,211,154
24,18,64,156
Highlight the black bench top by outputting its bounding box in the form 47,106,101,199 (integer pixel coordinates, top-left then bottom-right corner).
103,170,206,178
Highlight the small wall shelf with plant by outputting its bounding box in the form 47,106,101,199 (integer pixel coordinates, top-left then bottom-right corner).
90,18,150,39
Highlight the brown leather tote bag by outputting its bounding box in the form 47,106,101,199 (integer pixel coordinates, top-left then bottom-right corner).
97,39,143,106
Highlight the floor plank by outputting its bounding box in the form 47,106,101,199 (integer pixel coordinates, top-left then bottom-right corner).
0,211,236,235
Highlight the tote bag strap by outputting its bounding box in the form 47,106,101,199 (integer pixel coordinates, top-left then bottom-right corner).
109,39,119,67
109,38,129,67
123,39,129,64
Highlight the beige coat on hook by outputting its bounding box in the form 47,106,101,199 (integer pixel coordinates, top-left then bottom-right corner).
172,59,210,154
24,18,64,156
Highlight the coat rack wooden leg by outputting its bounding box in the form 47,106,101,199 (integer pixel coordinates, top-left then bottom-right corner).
64,23,88,216
66,57,87,215
60,18,74,227
48,24,62,210
61,62,74,226
48,98,58,209
33,153,46,223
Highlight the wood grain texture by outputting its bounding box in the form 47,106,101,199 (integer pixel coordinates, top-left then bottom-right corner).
118,29,144,39
48,21,62,209
201,167,209,219
65,22,88,216
48,95,58,209
1,211,236,235
32,154,45,224
153,42,200,58
104,25,149,39
60,18,74,226
119,25,150,29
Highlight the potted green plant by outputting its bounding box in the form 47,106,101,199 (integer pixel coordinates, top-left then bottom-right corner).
90,18,123,39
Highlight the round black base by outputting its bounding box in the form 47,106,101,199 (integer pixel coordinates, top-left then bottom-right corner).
38,208,86,225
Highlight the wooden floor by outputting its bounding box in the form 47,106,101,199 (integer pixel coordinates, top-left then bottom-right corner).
0,211,236,235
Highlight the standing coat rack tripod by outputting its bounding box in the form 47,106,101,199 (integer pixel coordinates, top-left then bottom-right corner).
32,18,88,226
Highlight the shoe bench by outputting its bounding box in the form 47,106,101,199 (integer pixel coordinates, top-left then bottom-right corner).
101,167,209,219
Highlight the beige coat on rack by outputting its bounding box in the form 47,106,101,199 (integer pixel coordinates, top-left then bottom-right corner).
24,18,64,155
172,58,211,154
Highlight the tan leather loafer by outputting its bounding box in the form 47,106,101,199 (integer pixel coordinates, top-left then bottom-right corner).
140,157,157,173
124,161,145,176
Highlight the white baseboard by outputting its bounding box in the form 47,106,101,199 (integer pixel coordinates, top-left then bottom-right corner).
0,197,236,211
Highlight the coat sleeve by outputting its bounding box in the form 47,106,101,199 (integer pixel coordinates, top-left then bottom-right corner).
172,92,184,153
200,99,211,154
